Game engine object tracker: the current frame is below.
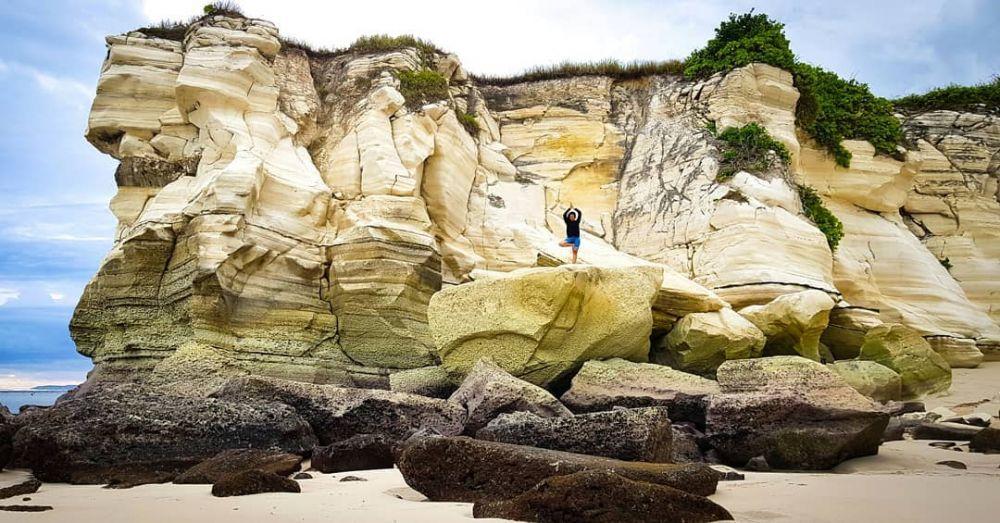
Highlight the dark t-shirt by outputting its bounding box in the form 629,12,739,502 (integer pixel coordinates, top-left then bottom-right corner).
563,208,582,238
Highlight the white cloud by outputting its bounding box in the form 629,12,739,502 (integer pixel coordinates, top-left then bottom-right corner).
0,370,84,391
0,60,94,109
0,288,20,306
49,292,66,302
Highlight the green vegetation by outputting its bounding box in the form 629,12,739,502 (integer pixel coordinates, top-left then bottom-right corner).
203,1,244,17
472,59,685,86
684,11,902,167
793,63,901,167
712,122,790,180
397,69,450,110
798,184,844,250
938,257,953,271
683,12,795,78
347,34,443,63
894,77,1000,113
457,112,480,135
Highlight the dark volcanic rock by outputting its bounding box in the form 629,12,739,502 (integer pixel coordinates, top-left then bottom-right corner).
705,357,889,470
397,436,719,503
311,434,394,473
559,359,720,428
211,469,300,497
174,449,303,484
339,475,366,482
449,359,571,435
212,376,464,445
936,460,967,469
472,470,733,523
969,427,1000,454
11,385,316,485
475,408,672,462
911,422,983,441
293,472,312,480
0,479,41,500
0,405,15,470
882,415,923,442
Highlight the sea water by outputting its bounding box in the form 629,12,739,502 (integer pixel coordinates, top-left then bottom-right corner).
0,390,64,412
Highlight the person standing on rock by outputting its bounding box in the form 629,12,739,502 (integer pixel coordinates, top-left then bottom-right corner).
560,205,582,263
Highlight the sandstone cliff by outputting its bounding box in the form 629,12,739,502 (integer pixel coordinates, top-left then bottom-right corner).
71,13,1000,389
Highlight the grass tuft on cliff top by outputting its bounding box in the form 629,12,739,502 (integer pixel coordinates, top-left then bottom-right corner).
472,59,685,86
136,2,246,41
712,122,790,180
685,11,902,168
894,76,1000,114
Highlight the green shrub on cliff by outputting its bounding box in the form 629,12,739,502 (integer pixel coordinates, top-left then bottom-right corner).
793,63,902,167
894,77,1000,113
797,184,843,250
685,11,901,168
683,12,795,78
457,112,480,135
397,69,450,110
712,122,790,180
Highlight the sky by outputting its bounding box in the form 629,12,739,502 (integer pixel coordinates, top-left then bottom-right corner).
0,0,996,389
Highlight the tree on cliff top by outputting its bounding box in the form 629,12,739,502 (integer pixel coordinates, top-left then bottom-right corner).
685,11,901,168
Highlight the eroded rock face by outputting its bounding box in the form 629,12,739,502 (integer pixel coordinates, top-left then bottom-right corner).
428,265,662,387
396,436,720,503
11,385,317,485
827,360,902,403
174,449,303,484
705,356,888,469
210,376,465,444
476,408,673,462
739,290,835,361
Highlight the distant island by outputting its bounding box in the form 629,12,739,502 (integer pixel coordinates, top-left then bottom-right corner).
29,385,77,391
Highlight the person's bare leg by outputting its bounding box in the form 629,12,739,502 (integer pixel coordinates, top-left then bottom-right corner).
572,248,578,264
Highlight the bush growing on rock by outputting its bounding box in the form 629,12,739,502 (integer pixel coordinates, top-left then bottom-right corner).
711,122,790,180
397,69,450,110
894,76,1000,113
797,184,844,250
683,12,795,78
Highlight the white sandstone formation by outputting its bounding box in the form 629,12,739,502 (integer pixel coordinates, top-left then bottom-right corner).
72,13,1000,389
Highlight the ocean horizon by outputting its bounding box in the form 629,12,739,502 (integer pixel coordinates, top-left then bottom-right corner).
0,389,70,412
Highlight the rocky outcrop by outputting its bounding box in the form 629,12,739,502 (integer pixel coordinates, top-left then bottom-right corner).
560,359,720,425
174,449,303,484
429,265,662,387
472,470,733,523
396,436,720,502
652,308,765,376
705,356,889,469
858,324,952,399
448,358,571,434
310,434,394,473
739,290,835,361
476,408,673,462
0,406,14,470
210,376,465,444
11,385,316,485
827,360,902,402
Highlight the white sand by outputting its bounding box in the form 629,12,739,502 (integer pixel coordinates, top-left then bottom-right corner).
2,363,997,522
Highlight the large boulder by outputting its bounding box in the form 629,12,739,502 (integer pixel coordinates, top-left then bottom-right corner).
397,436,719,503
705,356,889,470
311,434,395,473
739,290,835,361
827,360,902,402
211,470,300,497
449,358,571,434
652,308,765,376
472,470,733,523
428,265,663,387
389,366,455,398
969,427,1000,454
858,324,952,399
174,449,303,484
821,306,883,360
559,359,720,426
11,385,316,485
475,408,672,462
211,376,464,445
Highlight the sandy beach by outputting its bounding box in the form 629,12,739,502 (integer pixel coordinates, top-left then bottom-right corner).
2,362,997,522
